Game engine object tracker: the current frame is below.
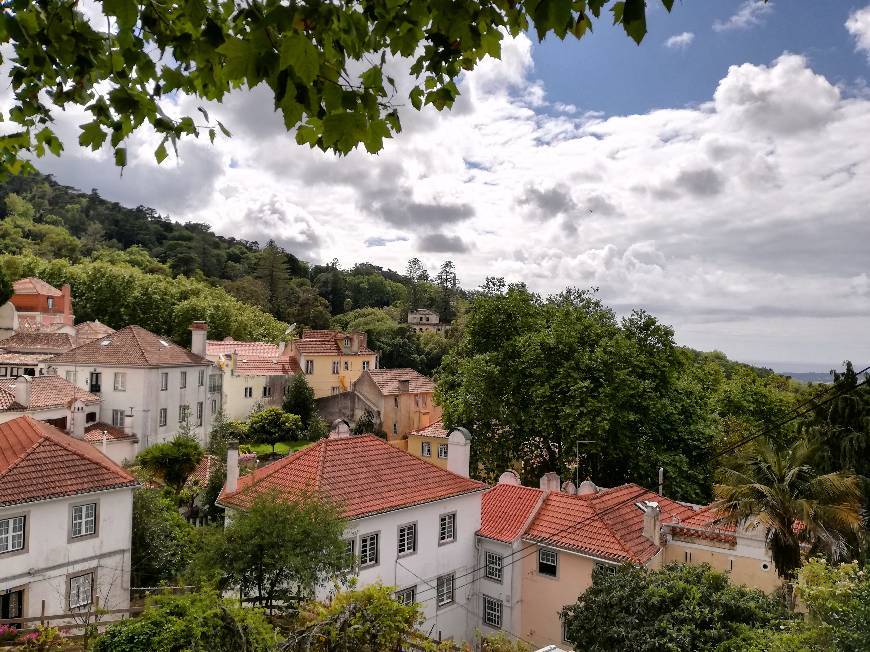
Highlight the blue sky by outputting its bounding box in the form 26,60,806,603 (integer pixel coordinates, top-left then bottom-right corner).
534,1,869,117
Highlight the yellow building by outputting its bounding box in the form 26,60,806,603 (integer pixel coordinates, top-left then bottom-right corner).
291,330,378,399
406,420,451,468
352,368,442,440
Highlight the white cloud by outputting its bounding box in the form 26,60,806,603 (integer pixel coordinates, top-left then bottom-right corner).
713,1,773,32
664,32,695,50
846,6,870,62
15,37,870,367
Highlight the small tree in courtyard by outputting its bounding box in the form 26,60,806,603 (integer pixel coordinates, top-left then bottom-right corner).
284,373,317,428
136,434,203,495
247,407,303,454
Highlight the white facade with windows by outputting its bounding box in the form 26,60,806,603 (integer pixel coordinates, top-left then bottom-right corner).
0,488,134,620
475,537,522,637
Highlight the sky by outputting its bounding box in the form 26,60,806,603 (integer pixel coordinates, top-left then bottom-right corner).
13,1,870,371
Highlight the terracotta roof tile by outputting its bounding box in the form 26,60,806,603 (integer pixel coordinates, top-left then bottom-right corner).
363,369,434,395
295,330,375,356
220,435,485,519
410,420,449,439
207,339,281,358
234,357,301,376
479,483,544,542
75,321,116,345
83,423,136,443
12,277,62,296
0,331,74,353
48,325,210,367
0,352,53,366
186,453,218,487
0,416,137,506
0,376,100,411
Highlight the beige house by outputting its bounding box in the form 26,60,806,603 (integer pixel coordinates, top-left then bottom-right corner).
407,309,446,334
406,420,453,468
352,368,441,440
291,329,377,399
475,473,780,650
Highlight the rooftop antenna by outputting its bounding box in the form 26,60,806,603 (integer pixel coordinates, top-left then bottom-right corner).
659,466,664,496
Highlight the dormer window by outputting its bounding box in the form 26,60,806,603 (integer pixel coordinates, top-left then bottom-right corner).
47,297,54,310
344,337,350,348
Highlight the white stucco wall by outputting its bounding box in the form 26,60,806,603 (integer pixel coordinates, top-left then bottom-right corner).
474,537,522,639
0,488,134,619
218,370,286,421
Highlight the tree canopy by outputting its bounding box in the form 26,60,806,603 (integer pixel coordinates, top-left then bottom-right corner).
136,434,204,494
131,489,193,587
1,0,679,175
246,407,304,453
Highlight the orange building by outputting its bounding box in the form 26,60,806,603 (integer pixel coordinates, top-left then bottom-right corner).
9,277,74,329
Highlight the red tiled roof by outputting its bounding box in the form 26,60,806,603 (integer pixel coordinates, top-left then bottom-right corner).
220,435,485,518
295,330,375,356
0,352,53,366
75,321,116,345
234,357,301,376
410,420,449,439
363,368,434,395
0,416,137,506
207,338,281,358
13,277,62,296
666,504,737,544
0,376,100,411
187,453,218,487
0,331,74,353
523,483,695,564
479,483,544,542
48,325,210,367
83,423,136,442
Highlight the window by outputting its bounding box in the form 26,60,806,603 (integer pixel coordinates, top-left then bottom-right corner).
359,532,379,567
594,563,617,578
305,360,314,374
344,361,350,371
86,411,97,423
208,375,221,393
111,409,125,427
344,539,356,569
396,586,416,605
179,405,190,423
262,385,272,398
196,402,203,426
538,548,558,577
483,596,503,629
439,513,456,544
160,372,168,391
68,573,93,609
210,399,217,415
180,371,187,389
113,372,126,391
71,503,96,538
331,387,340,396
332,361,340,374
436,574,454,607
159,408,167,427
422,442,432,457
485,551,503,582
392,422,397,435
198,370,205,386
0,367,6,377
344,337,350,347
64,370,75,382
438,444,448,459
397,523,417,556
362,361,370,370
10,367,19,378
0,516,25,553
244,387,253,398
88,371,100,391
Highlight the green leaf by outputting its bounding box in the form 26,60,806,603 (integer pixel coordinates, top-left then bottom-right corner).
280,33,320,85
114,147,127,168
661,0,675,12
102,0,138,30
409,86,423,111
360,66,383,91
154,141,168,163
622,0,647,44
216,120,231,138
79,121,108,151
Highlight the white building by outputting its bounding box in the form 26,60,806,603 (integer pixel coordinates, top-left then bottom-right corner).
45,324,221,451
218,430,485,645
0,416,137,622
205,337,300,421
407,309,446,334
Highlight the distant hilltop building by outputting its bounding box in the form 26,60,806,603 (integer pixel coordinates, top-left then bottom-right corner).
407,308,446,334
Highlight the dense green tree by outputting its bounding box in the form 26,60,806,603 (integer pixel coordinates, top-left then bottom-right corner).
314,260,348,315
286,278,332,328
222,275,270,311
198,492,348,611
247,407,303,453
283,373,317,428
131,489,193,587
435,260,459,321
0,267,11,305
92,589,278,652
561,563,788,652
254,241,291,316
0,0,673,175
405,257,429,310
715,437,863,580
436,285,713,500
136,435,204,495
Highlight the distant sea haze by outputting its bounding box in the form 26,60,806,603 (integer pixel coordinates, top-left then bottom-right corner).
747,360,870,384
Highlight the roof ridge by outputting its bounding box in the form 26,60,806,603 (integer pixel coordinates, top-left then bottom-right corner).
27,417,134,481
0,437,45,482
363,434,485,486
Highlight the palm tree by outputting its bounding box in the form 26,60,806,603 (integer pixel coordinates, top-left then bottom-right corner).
714,436,863,581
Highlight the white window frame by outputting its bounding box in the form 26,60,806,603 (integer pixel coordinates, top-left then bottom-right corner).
159,408,167,427
160,372,168,391
0,515,25,553
262,385,272,398
437,443,448,459
244,386,253,398
485,551,503,582
64,370,75,382
362,360,369,370
71,503,97,539
422,441,432,457
395,586,416,605
179,404,190,424
198,369,205,386
305,360,314,374
332,361,340,374
210,399,217,415
483,595,503,629
113,372,126,391
180,371,187,389
359,532,379,567
439,512,456,544
436,573,454,607
68,572,93,609
397,522,417,556
111,409,125,427
538,548,558,577
196,402,203,426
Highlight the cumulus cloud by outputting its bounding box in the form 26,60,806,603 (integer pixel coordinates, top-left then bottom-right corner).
664,32,695,50
516,184,577,219
846,6,870,62
713,1,773,32
418,233,471,253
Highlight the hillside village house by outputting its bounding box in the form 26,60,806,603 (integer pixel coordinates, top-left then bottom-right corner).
6,277,74,331
406,420,452,468
45,324,221,451
0,331,75,377
205,336,301,421
291,330,377,399
0,416,137,622
407,309,446,334
218,429,484,644
475,473,780,650
352,368,442,440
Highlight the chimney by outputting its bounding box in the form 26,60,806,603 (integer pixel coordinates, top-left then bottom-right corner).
329,419,351,438
497,470,521,485
276,340,286,357
398,379,410,393
124,408,134,437
13,375,31,408
539,471,560,492
561,480,577,495
189,321,208,357
68,399,86,439
61,283,73,322
226,440,240,494
447,427,471,478
642,501,661,546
